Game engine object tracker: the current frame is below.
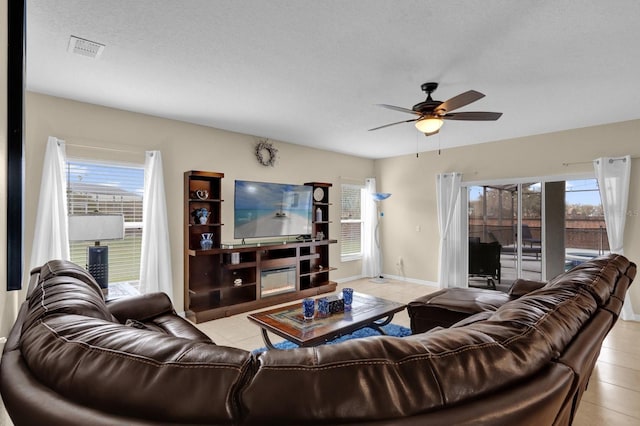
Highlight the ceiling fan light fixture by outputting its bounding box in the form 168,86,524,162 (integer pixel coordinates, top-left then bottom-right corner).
415,116,444,134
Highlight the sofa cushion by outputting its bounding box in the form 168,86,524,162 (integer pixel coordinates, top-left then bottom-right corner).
38,259,102,290
545,254,628,307
604,257,636,318
508,278,547,297
21,315,254,424
409,287,511,314
408,287,511,332
23,275,116,333
140,313,213,342
108,292,213,342
27,259,103,301
241,273,600,424
480,286,598,357
449,310,494,328
107,292,175,322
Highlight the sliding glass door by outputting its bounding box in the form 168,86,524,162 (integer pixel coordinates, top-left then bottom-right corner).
467,177,607,290
468,182,542,289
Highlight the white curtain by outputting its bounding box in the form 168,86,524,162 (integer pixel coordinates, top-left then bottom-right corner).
139,151,174,300
30,137,70,268
594,155,633,320
361,178,379,277
436,172,464,289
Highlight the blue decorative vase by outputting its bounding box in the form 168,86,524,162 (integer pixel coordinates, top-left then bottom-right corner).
200,233,214,250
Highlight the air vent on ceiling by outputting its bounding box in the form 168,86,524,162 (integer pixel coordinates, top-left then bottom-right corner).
67,35,105,59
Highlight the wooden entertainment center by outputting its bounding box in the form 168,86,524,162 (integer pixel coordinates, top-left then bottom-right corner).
184,170,337,323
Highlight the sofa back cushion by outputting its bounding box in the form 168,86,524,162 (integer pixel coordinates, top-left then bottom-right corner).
39,259,103,290
21,314,254,424
23,262,115,332
241,256,627,424
544,254,633,307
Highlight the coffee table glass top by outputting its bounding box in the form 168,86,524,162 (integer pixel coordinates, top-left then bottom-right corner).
247,292,406,347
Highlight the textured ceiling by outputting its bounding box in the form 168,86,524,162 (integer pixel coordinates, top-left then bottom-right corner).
26,0,640,159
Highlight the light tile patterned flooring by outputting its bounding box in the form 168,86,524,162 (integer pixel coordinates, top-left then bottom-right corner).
195,278,429,352
196,277,640,425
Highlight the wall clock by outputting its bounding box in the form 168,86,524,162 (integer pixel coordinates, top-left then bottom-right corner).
313,187,325,202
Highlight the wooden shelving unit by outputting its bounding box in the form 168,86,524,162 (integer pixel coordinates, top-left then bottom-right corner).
184,173,337,323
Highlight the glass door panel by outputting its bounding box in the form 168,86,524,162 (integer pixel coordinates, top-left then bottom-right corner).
468,182,542,289
565,179,608,269
467,177,609,291
518,183,542,282
468,185,514,289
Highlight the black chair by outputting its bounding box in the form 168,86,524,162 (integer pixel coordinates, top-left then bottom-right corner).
521,224,541,247
469,239,501,289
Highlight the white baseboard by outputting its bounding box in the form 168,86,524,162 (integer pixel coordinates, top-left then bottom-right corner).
335,275,364,284
384,274,439,287
337,273,438,288
621,312,640,322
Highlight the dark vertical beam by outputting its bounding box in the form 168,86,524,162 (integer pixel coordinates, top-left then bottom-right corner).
7,0,26,290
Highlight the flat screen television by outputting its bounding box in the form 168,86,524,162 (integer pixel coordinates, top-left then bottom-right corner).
234,180,313,240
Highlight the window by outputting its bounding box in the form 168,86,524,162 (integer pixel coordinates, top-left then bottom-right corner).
66,160,144,284
565,179,608,267
340,184,363,260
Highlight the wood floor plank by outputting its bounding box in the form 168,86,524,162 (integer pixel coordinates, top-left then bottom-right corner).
590,361,640,392
573,400,640,426
580,380,640,419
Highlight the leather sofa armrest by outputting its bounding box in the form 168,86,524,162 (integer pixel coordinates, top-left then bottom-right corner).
508,279,547,298
107,292,175,323
107,293,212,342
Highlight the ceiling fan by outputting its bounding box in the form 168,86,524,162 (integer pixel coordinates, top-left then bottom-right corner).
369,82,502,135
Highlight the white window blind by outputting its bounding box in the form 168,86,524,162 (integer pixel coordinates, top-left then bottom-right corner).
66,160,144,284
341,184,363,258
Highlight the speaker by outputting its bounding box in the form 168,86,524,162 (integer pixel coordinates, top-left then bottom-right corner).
87,245,109,290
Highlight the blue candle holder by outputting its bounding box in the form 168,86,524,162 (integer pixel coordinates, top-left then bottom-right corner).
342,288,353,311
317,297,330,317
302,298,315,320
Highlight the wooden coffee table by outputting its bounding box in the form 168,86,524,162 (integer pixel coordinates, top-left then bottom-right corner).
247,292,406,349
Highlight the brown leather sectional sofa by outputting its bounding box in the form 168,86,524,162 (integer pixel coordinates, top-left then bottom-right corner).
0,254,635,425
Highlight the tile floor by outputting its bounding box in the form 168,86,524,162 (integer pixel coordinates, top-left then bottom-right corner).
195,277,640,425
195,278,432,351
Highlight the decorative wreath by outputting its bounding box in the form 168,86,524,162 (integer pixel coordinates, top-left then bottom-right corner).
255,140,278,167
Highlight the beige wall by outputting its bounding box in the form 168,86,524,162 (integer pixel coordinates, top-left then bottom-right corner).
376,119,640,314
5,67,640,327
24,92,375,312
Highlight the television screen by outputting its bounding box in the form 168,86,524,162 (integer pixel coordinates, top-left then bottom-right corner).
234,180,313,239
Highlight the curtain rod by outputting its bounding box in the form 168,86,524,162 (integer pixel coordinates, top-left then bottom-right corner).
562,155,637,167
339,176,365,183
62,141,145,156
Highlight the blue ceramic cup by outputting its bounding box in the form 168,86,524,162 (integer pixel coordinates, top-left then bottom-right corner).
342,288,354,311
317,297,330,317
302,298,315,320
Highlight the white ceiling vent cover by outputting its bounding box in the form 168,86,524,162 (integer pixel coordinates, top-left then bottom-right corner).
67,36,105,58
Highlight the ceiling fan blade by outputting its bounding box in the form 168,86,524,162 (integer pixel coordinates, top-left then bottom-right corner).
377,104,421,116
368,118,418,131
438,90,485,113
443,111,503,121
